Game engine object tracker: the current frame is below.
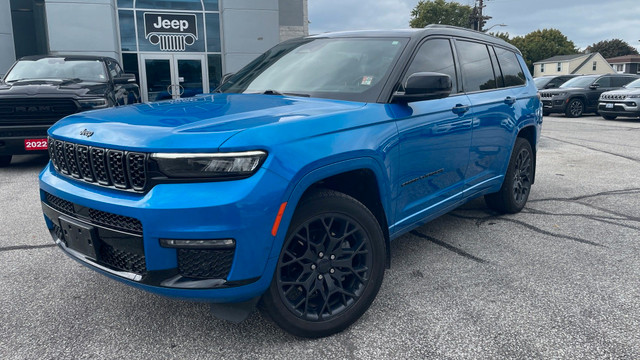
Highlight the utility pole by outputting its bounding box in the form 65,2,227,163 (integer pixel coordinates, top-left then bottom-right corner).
470,0,492,31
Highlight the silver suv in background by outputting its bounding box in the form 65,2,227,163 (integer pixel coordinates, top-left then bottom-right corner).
598,78,640,120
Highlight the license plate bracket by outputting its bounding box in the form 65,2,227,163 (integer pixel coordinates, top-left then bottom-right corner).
59,216,98,260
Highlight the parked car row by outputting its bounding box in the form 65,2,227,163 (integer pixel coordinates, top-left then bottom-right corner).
537,73,640,119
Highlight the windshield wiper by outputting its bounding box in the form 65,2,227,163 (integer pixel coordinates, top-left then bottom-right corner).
261,89,310,97
59,78,83,85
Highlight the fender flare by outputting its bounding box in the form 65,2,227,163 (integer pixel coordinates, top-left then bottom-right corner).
267,156,393,262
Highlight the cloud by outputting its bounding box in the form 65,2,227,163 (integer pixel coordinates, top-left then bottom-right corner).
308,0,416,33
309,0,640,52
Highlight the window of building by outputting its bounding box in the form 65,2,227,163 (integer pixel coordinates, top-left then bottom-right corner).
405,38,458,93
593,61,597,71
540,63,544,73
456,40,496,92
557,62,562,72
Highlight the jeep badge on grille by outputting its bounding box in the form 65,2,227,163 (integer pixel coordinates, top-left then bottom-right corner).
80,129,94,137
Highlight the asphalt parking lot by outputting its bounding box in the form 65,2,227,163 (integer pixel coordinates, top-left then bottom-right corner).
2,115,640,359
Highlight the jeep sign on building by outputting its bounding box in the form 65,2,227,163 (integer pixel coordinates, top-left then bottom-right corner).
0,0,308,102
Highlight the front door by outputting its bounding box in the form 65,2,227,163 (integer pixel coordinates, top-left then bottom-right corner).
140,54,208,102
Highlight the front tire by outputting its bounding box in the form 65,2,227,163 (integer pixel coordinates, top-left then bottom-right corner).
0,155,11,167
565,98,584,117
602,115,617,120
261,190,385,338
485,138,533,214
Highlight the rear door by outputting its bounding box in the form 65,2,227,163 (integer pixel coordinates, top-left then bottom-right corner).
392,37,473,233
456,40,529,195
587,76,613,109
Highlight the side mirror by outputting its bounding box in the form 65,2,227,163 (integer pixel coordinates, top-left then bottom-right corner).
392,72,452,103
589,84,600,89
114,73,137,85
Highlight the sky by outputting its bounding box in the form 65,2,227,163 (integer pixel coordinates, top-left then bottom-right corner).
308,0,640,52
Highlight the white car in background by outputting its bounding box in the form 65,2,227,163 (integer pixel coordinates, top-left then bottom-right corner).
598,78,640,120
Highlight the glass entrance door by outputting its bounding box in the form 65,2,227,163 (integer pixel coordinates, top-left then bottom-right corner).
140,54,208,102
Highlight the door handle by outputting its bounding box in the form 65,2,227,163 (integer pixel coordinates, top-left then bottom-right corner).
452,104,470,115
504,96,516,105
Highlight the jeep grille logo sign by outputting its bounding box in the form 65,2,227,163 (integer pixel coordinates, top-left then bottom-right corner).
144,13,198,51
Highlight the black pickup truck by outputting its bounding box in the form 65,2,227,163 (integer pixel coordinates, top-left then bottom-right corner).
0,55,139,166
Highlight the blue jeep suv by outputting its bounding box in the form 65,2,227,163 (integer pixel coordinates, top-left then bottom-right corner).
39,25,542,338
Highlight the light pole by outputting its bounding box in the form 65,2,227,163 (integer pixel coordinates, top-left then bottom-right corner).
484,24,507,32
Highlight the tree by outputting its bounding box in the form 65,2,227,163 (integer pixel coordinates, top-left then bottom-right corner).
409,0,473,29
585,39,639,59
496,29,579,72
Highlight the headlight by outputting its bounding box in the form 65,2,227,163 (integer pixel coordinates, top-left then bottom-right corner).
627,94,640,99
151,151,267,178
554,92,567,97
78,98,109,109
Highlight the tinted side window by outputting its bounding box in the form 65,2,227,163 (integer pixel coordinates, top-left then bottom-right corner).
456,40,496,92
595,77,611,87
404,38,458,93
550,78,566,87
107,60,123,79
612,76,635,87
494,47,525,87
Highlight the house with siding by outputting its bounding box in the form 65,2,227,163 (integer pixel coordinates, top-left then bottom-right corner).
532,53,614,77
606,55,640,74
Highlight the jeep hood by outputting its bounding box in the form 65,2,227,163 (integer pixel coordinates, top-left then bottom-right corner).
602,88,640,96
48,93,365,152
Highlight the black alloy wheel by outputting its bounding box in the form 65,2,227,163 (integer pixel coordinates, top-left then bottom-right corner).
565,98,584,117
261,190,385,338
511,145,532,206
485,137,534,214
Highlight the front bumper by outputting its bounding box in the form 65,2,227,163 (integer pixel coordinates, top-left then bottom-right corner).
39,162,289,302
541,97,567,113
598,100,640,118
0,125,50,155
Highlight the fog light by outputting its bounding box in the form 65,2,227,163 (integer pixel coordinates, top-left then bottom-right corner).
160,238,235,249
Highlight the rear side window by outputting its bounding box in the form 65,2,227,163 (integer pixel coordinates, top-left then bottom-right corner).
612,76,635,87
494,47,526,87
456,40,496,92
404,38,458,93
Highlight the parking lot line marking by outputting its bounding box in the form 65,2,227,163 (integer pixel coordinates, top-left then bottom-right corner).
410,230,488,264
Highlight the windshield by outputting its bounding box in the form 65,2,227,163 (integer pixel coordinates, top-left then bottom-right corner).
5,58,107,83
559,76,597,89
533,77,550,89
218,37,408,102
624,78,640,89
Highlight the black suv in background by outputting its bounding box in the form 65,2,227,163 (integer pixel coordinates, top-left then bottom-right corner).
533,75,577,90
0,55,139,166
539,74,639,117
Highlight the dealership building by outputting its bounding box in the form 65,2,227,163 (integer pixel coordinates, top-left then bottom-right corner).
0,0,308,101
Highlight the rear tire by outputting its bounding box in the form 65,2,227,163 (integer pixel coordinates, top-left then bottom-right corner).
0,155,11,167
260,189,385,338
565,98,584,118
485,138,533,214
